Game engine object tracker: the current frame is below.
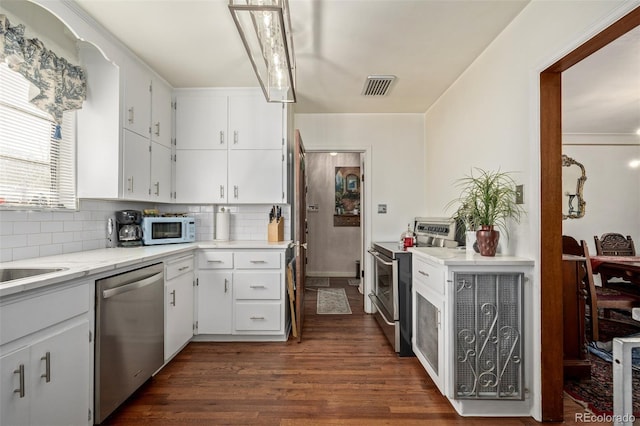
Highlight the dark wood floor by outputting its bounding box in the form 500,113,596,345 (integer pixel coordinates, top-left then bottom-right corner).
103,278,596,425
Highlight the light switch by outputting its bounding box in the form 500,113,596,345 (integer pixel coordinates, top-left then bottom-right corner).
515,185,524,204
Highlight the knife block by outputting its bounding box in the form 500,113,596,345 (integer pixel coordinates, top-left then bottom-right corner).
268,219,284,242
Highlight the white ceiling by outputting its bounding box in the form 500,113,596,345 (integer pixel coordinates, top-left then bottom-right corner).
74,0,531,114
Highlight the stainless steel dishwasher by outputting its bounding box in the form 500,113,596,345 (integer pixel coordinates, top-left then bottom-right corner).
95,262,164,424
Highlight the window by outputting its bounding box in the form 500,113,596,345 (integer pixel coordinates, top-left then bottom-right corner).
0,62,76,210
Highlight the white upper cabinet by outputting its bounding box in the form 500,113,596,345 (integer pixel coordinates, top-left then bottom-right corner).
175,93,228,150
151,76,173,148
173,88,286,204
122,62,152,138
228,94,283,150
77,45,173,202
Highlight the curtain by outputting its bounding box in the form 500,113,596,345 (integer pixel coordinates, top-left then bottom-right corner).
0,14,86,129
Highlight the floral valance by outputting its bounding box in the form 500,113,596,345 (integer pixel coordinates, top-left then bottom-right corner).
0,14,86,126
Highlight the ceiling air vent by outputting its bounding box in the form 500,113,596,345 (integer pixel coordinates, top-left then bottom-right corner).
361,75,396,96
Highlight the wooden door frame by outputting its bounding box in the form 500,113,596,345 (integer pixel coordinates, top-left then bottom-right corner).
539,7,640,421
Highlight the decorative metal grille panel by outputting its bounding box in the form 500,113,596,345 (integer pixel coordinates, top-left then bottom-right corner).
454,272,524,400
416,292,439,375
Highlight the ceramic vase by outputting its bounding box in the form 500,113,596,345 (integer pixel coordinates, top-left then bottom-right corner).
476,225,500,256
465,231,476,254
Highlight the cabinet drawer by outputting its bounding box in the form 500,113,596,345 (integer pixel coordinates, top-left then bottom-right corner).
199,251,233,269
234,251,281,269
0,282,89,346
165,255,194,280
234,272,281,300
413,257,444,295
234,303,281,331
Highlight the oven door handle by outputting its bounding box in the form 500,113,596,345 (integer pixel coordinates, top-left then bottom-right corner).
368,249,394,266
368,293,395,326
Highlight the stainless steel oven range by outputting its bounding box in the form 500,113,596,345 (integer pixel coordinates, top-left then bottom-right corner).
369,217,461,357
368,242,413,356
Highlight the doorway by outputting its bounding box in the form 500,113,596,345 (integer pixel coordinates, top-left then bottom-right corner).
539,7,640,421
305,151,365,304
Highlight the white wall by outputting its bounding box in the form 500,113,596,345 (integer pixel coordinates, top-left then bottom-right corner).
294,114,426,241
422,0,637,420
306,152,361,277
562,143,640,253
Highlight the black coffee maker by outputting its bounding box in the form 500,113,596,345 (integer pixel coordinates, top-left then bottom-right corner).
115,210,143,247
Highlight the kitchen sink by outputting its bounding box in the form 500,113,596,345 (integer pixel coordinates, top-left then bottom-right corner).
0,267,68,283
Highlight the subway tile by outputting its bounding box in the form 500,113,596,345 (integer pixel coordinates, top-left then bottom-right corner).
62,241,83,254
64,220,83,232
13,246,40,261
41,221,63,233
52,232,74,244
40,244,63,257
0,221,13,236
27,211,53,221
1,234,27,249
0,248,13,262
28,233,52,246
14,221,41,234
0,210,28,222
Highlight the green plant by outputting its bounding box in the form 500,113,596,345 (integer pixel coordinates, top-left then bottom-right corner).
447,168,525,239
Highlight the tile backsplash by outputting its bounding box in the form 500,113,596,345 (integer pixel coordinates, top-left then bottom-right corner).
0,200,290,262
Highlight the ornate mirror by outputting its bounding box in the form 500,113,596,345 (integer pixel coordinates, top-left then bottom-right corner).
562,154,587,219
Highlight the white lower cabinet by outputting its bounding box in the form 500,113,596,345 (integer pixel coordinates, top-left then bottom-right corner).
165,255,195,361
197,270,233,334
411,249,533,417
195,249,287,341
0,282,92,426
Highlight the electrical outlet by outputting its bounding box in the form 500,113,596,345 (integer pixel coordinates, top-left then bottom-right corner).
515,185,524,204
378,204,387,214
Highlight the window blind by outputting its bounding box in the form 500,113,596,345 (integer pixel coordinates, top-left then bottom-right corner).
0,63,76,210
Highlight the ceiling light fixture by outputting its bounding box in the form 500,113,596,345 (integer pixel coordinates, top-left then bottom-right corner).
229,0,296,103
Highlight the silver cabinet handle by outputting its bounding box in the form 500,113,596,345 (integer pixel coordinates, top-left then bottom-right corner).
418,270,429,277
127,176,134,192
219,131,224,144
207,259,224,263
128,107,134,124
250,260,267,264
250,316,265,320
154,182,160,196
154,122,160,136
220,185,224,199
178,266,189,272
250,285,266,289
14,365,25,397
234,185,238,199
102,272,163,299
224,278,229,293
233,130,238,144
170,290,176,306
41,352,51,383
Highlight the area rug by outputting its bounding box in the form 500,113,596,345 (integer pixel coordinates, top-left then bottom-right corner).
564,352,640,416
587,335,640,371
317,288,352,314
347,278,360,286
306,277,329,287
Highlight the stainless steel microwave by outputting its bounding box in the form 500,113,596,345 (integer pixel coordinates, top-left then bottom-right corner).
141,217,196,245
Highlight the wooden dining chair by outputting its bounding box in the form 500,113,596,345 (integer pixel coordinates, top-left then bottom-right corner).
578,239,640,341
594,233,636,256
593,233,638,295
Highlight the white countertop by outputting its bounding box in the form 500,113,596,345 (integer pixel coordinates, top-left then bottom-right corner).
0,240,291,297
408,246,534,266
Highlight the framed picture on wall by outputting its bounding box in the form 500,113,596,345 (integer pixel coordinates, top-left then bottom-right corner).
334,166,360,226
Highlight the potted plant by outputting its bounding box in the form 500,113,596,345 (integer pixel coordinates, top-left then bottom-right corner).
447,168,524,256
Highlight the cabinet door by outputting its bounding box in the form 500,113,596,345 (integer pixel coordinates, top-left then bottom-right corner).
150,141,172,202
30,321,90,426
151,77,172,148
413,287,445,395
175,149,227,203
228,150,284,204
197,271,233,334
122,63,151,138
166,272,194,360
0,347,30,426
175,93,228,150
122,129,151,200
229,94,283,149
